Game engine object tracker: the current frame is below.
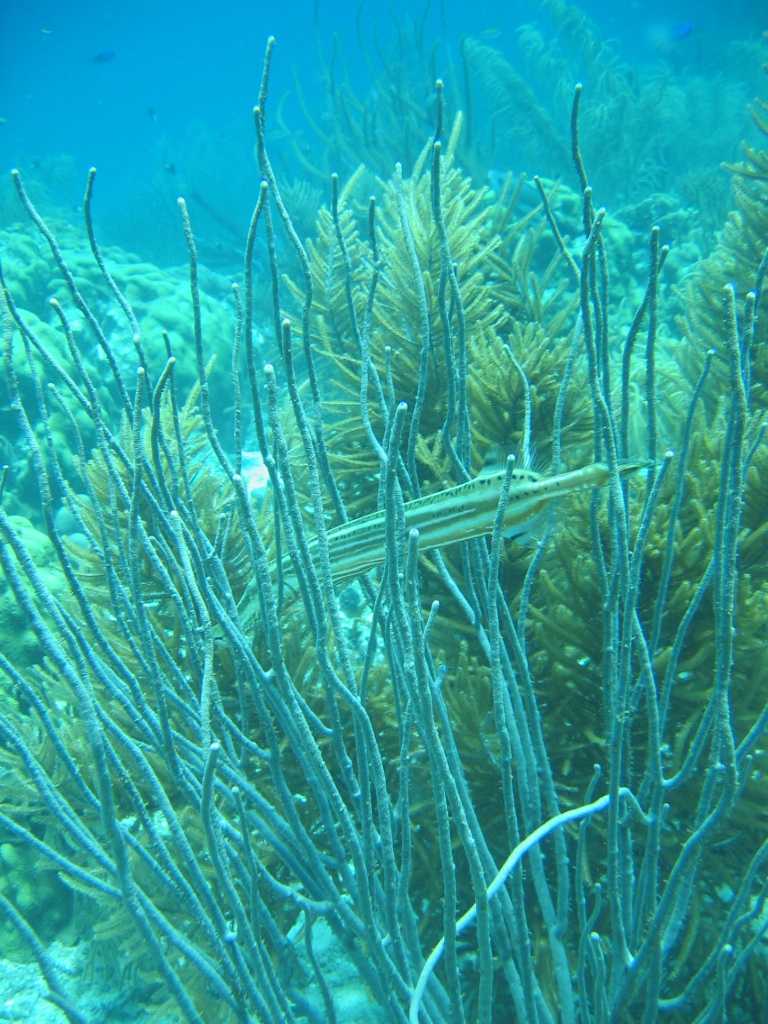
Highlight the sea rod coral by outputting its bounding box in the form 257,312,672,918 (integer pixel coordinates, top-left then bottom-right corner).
0,36,767,1024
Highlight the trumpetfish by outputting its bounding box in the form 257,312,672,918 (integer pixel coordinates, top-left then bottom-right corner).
304,459,644,584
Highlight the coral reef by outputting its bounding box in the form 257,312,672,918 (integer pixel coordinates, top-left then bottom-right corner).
0,32,766,1024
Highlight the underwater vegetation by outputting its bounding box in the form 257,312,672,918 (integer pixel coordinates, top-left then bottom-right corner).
287,0,757,233
0,26,767,1024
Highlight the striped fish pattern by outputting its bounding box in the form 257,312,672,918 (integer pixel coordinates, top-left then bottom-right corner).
307,460,643,583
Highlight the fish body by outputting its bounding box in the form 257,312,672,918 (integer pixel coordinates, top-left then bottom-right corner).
307,460,643,583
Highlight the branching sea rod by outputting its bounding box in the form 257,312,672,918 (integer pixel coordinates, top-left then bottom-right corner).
0,36,767,1024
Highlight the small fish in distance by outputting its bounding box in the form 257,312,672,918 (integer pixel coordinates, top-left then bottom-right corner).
670,23,693,41
645,21,693,54
90,49,115,65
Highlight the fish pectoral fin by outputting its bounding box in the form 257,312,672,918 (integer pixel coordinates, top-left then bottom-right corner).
503,505,550,545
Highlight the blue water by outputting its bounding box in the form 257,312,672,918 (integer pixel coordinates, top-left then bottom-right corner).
1,0,764,260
